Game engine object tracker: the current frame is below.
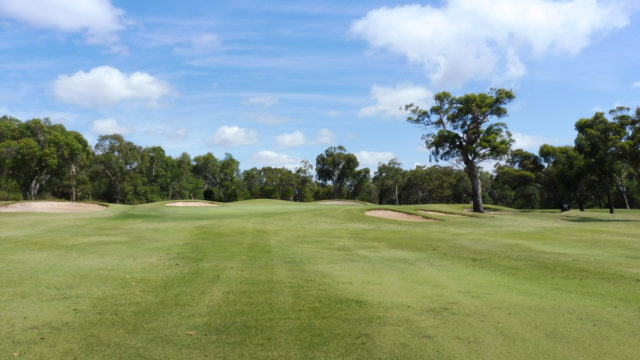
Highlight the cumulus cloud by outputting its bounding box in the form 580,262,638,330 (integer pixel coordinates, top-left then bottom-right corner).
53,66,172,107
356,151,396,168
512,132,566,151
92,118,130,135
246,96,279,107
359,84,433,118
632,81,640,89
351,0,629,88
276,131,306,147
212,125,259,146
0,0,127,47
311,128,337,145
252,150,302,168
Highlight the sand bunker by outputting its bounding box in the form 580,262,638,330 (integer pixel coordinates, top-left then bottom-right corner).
365,210,435,222
418,210,465,217
319,201,363,205
166,201,219,207
0,201,106,213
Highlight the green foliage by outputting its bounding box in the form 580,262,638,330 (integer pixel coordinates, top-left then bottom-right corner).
2,113,640,209
407,89,515,212
402,165,470,204
373,159,404,205
315,145,359,199
348,168,370,201
0,117,90,200
575,111,627,213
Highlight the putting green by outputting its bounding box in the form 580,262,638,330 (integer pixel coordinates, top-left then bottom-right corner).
1,200,638,359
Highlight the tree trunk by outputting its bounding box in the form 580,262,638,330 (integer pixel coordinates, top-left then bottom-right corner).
394,184,399,205
617,174,631,210
466,164,484,213
607,185,615,214
28,170,49,200
29,178,40,200
115,180,121,204
577,193,585,212
70,165,77,201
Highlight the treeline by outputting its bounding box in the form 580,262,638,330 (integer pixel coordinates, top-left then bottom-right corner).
1,109,639,211
492,107,640,212
380,105,640,212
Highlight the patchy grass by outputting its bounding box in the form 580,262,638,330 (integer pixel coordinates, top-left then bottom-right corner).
1,201,639,359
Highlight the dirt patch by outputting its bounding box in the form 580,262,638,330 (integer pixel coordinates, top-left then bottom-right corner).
418,210,465,217
0,201,106,213
166,201,219,207
319,201,364,205
365,210,435,222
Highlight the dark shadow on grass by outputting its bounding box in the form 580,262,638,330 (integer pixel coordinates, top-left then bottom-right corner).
562,217,639,223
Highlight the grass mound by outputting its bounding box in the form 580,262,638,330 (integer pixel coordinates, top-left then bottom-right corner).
318,200,364,205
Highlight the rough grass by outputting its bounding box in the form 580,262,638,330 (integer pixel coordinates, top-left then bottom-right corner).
1,201,639,359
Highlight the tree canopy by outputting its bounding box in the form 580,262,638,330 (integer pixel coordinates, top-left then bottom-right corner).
406,89,515,212
315,146,359,199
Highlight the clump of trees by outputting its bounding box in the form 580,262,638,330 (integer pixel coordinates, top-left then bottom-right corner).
0,117,91,201
1,97,639,212
492,107,640,213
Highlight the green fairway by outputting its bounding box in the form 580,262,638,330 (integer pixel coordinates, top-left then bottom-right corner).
1,201,639,359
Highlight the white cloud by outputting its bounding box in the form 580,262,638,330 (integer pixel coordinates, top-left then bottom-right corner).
92,118,130,135
359,84,433,117
252,150,302,168
328,110,341,117
512,132,567,151
351,0,629,88
53,66,172,107
311,128,336,145
212,125,258,146
252,113,289,125
246,96,279,107
356,151,396,168
0,0,127,47
276,131,306,147
631,81,640,89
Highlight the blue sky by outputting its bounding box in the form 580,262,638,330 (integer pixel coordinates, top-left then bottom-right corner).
1,0,640,170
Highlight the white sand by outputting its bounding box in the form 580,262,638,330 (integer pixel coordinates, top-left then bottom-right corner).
0,201,106,213
319,201,363,205
418,210,465,217
365,210,435,222
166,201,219,207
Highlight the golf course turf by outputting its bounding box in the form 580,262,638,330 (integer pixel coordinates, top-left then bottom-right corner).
1,200,639,359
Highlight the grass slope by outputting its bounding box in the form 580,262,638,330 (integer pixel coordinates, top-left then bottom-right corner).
1,201,639,359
